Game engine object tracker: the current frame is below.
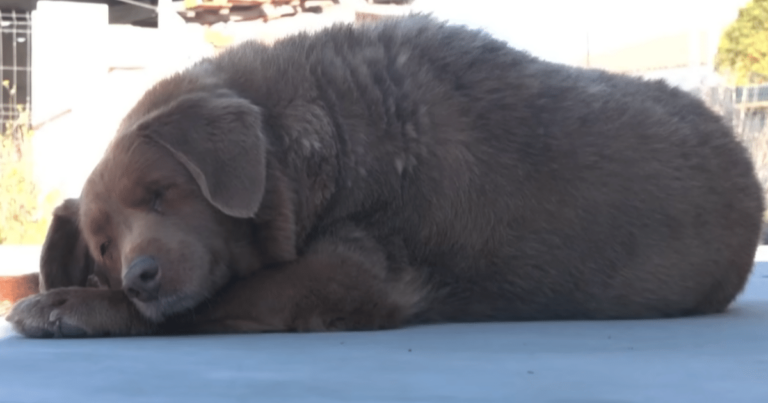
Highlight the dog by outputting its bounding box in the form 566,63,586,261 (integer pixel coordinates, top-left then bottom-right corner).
5,15,764,338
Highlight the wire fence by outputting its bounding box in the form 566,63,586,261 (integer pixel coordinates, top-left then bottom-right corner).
0,9,32,134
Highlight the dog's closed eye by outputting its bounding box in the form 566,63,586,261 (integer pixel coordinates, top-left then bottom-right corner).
148,185,174,214
151,190,163,213
99,241,110,257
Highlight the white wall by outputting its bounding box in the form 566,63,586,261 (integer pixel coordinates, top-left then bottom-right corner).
29,1,213,200
31,1,108,128
26,1,369,201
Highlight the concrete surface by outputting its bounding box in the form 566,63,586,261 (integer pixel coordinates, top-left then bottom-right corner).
0,249,766,402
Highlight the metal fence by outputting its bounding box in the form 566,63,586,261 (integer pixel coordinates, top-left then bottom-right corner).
0,9,32,132
734,84,768,106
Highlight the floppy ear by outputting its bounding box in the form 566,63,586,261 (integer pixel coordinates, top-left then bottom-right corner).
138,91,267,218
39,198,95,292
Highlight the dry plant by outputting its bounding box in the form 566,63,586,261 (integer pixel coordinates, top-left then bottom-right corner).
0,97,62,245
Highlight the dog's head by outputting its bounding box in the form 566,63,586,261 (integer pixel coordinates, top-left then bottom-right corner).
40,90,297,322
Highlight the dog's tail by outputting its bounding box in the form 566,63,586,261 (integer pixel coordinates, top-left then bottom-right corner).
0,273,40,316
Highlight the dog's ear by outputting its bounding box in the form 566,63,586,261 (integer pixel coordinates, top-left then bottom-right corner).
138,91,267,218
39,198,95,291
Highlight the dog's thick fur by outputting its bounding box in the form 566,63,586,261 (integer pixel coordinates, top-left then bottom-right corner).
5,15,764,337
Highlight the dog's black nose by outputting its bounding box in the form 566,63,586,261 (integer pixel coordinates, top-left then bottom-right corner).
123,255,160,302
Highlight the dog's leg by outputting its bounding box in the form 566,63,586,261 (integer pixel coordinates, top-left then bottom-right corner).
174,226,426,334
6,288,156,338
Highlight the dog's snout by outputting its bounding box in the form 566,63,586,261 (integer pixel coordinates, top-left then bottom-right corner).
123,256,161,302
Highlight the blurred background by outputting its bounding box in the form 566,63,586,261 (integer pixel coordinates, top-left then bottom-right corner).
0,0,765,259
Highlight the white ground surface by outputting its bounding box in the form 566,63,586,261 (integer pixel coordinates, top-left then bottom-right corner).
0,247,766,403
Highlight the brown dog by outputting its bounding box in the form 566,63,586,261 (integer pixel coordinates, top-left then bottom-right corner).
5,15,764,338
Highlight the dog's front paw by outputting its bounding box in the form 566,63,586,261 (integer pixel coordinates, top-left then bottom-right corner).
6,288,151,338
7,289,89,338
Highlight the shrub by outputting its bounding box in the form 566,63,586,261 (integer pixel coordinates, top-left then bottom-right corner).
0,105,61,245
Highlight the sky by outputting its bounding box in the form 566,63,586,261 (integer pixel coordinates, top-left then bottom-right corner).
410,0,751,65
